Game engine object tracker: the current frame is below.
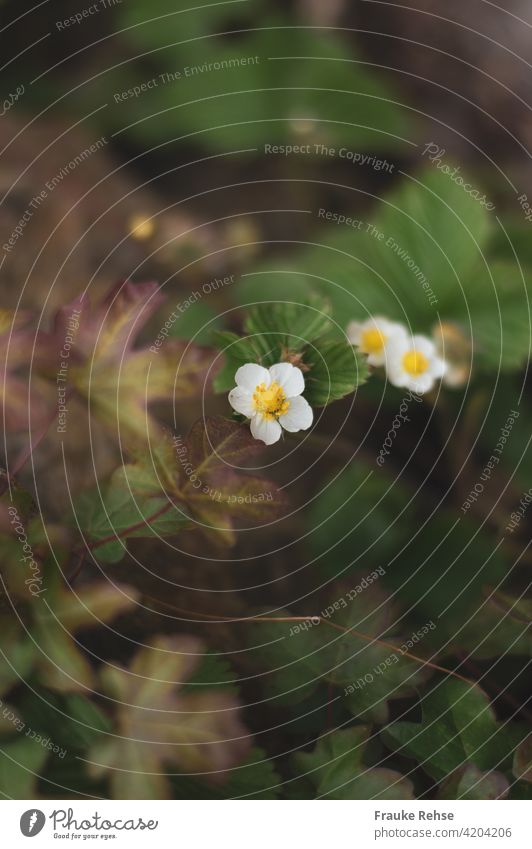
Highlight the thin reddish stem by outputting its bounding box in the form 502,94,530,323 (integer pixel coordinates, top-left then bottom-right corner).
88,500,174,552
142,597,476,689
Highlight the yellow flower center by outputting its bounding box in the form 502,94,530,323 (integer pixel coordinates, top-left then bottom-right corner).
361,328,386,354
402,349,430,376
252,381,290,420
129,213,155,241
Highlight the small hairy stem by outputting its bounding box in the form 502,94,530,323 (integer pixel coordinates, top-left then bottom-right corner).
88,500,174,552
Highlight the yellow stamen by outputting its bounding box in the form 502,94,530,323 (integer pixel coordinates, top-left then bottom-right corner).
129,214,155,240
402,349,429,376
252,381,290,420
0,310,13,334
360,327,386,354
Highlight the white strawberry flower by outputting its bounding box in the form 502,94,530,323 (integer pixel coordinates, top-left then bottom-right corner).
347,316,406,366
228,363,313,445
385,332,447,394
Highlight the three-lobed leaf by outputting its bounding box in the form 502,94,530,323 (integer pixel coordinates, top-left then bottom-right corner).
294,726,414,799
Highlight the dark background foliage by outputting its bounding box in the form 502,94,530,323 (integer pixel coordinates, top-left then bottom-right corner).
0,0,530,800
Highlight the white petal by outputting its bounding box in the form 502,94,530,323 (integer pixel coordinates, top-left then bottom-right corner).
372,317,406,337
429,356,447,379
410,334,436,358
346,321,363,345
268,362,305,396
382,335,408,373
228,386,254,417
409,374,435,394
368,323,406,368
250,414,282,445
278,395,313,432
387,321,409,340
385,365,409,388
383,330,408,354
235,363,270,391
367,350,386,367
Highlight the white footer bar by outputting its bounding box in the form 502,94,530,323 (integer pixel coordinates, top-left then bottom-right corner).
2,800,529,848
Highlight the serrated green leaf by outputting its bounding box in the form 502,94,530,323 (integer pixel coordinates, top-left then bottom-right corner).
243,297,334,364
301,340,368,406
383,679,526,780
213,331,263,393
295,726,414,799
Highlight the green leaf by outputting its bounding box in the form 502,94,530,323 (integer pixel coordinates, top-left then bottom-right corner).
294,727,414,799
243,297,335,364
18,690,112,752
477,383,530,489
237,166,492,332
76,470,190,563
305,340,368,406
250,579,429,722
212,332,263,393
308,461,413,580
371,165,492,321
386,512,507,631
248,607,327,707
29,570,139,692
455,262,532,372
178,417,288,545
0,735,49,798
106,18,411,153
213,296,365,406
0,623,36,697
383,679,526,780
445,590,532,659
169,299,224,344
